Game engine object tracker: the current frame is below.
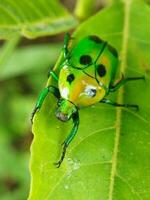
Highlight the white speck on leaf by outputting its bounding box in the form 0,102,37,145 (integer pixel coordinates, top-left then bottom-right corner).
64,184,69,190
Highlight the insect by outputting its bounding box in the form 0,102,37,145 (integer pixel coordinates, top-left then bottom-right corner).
31,33,144,168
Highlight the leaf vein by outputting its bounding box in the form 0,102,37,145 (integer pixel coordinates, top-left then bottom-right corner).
116,173,144,200
70,126,115,153
108,1,132,199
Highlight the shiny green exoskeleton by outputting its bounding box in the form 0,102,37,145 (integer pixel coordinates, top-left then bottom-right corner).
32,33,144,168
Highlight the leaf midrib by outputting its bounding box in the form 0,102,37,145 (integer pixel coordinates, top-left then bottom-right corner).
108,0,131,199
0,17,74,28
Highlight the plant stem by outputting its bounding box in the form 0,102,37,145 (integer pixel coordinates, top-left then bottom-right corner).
74,0,97,21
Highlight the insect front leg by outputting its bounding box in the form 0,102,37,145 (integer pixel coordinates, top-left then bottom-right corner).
47,69,59,80
63,32,71,59
109,75,145,92
100,98,139,110
54,111,79,168
31,86,60,123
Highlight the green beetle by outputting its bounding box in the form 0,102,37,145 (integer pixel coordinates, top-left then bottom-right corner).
32,33,144,168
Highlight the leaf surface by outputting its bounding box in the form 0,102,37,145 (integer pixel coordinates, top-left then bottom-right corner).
29,1,150,199
0,0,77,39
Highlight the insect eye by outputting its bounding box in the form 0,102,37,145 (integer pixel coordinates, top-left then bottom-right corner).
85,87,97,97
67,73,75,84
97,64,106,77
90,89,97,97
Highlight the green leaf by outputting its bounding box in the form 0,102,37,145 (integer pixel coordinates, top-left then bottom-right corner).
0,0,77,39
29,0,150,199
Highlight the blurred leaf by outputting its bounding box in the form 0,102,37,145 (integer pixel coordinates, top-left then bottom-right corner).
0,35,20,70
0,0,77,39
0,43,62,80
29,0,150,199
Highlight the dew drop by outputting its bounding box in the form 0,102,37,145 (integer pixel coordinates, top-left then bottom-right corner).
64,184,69,190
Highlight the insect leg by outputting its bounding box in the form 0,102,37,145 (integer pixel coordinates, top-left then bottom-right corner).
47,69,59,80
109,75,145,92
54,111,79,168
31,86,60,123
63,33,71,59
100,98,139,110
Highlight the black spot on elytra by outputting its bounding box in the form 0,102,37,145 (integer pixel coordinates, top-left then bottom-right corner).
88,35,103,43
80,55,92,65
107,44,118,57
97,64,106,77
67,74,75,84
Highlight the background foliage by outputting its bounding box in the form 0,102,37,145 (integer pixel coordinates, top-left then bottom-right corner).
0,0,150,200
